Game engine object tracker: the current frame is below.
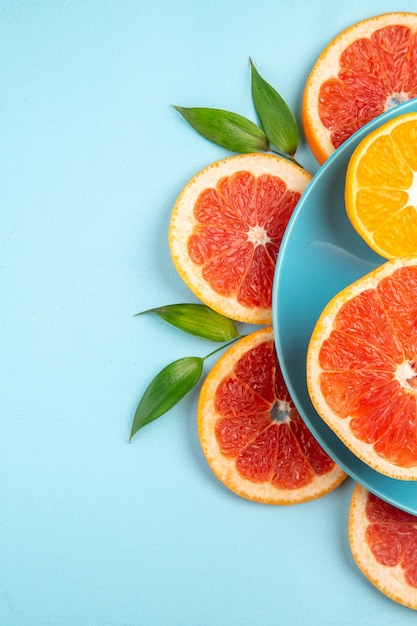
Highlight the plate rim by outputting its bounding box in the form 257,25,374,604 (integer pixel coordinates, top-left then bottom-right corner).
273,98,417,514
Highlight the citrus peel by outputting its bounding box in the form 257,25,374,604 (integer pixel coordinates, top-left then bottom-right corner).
302,12,417,164
169,153,311,324
307,257,417,480
345,111,417,259
198,326,346,504
349,484,417,610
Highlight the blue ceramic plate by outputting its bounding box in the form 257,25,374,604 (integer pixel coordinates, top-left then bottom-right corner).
273,98,417,514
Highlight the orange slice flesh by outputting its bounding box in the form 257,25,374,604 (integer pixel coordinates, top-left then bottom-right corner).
349,484,417,610
345,111,417,259
302,13,417,164
169,153,311,324
307,257,417,480
198,327,346,504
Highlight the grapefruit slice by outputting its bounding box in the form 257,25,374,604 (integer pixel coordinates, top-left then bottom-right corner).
307,257,417,480
345,111,417,259
169,153,311,324
198,327,346,504
349,484,417,610
302,13,417,164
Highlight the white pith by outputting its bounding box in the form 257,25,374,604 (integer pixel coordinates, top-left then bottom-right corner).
274,399,291,424
246,224,270,247
384,92,410,111
407,171,417,207
396,361,417,391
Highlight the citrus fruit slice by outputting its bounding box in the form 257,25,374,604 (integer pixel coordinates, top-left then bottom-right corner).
349,483,417,610
307,256,417,481
302,12,417,164
168,153,311,324
198,326,346,504
345,111,417,259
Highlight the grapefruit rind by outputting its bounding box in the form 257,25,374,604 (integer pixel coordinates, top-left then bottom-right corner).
168,153,311,325
198,327,346,505
349,484,417,610
302,12,417,164
345,112,417,260
307,257,417,481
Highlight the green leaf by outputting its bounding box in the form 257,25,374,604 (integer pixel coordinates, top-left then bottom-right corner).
129,356,203,441
138,303,240,341
250,60,299,156
173,106,269,153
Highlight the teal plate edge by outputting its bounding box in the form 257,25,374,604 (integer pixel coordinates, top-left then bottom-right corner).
273,98,417,514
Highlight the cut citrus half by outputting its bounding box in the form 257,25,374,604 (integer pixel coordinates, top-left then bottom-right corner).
349,484,417,610
345,111,417,259
307,257,417,481
168,153,311,324
198,326,346,504
302,12,417,164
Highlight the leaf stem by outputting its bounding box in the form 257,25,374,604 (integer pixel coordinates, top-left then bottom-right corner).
268,146,305,170
203,335,244,361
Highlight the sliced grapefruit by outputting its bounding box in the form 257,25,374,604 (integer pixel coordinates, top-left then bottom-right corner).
198,326,346,504
349,484,417,610
302,12,417,164
345,111,417,259
307,257,417,480
169,153,311,324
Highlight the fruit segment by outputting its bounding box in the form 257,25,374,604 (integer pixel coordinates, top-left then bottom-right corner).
188,171,297,309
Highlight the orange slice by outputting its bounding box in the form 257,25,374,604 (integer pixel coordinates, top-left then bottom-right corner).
349,484,417,610
168,153,311,324
307,257,417,480
198,326,346,504
302,13,417,164
345,111,417,259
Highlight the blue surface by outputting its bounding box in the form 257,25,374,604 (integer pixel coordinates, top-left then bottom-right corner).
2,2,417,625
273,99,417,516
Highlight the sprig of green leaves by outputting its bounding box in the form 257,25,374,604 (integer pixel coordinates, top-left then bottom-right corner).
130,304,243,441
131,59,301,442
174,59,302,166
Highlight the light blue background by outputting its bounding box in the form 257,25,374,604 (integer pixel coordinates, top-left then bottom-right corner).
2,2,417,625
